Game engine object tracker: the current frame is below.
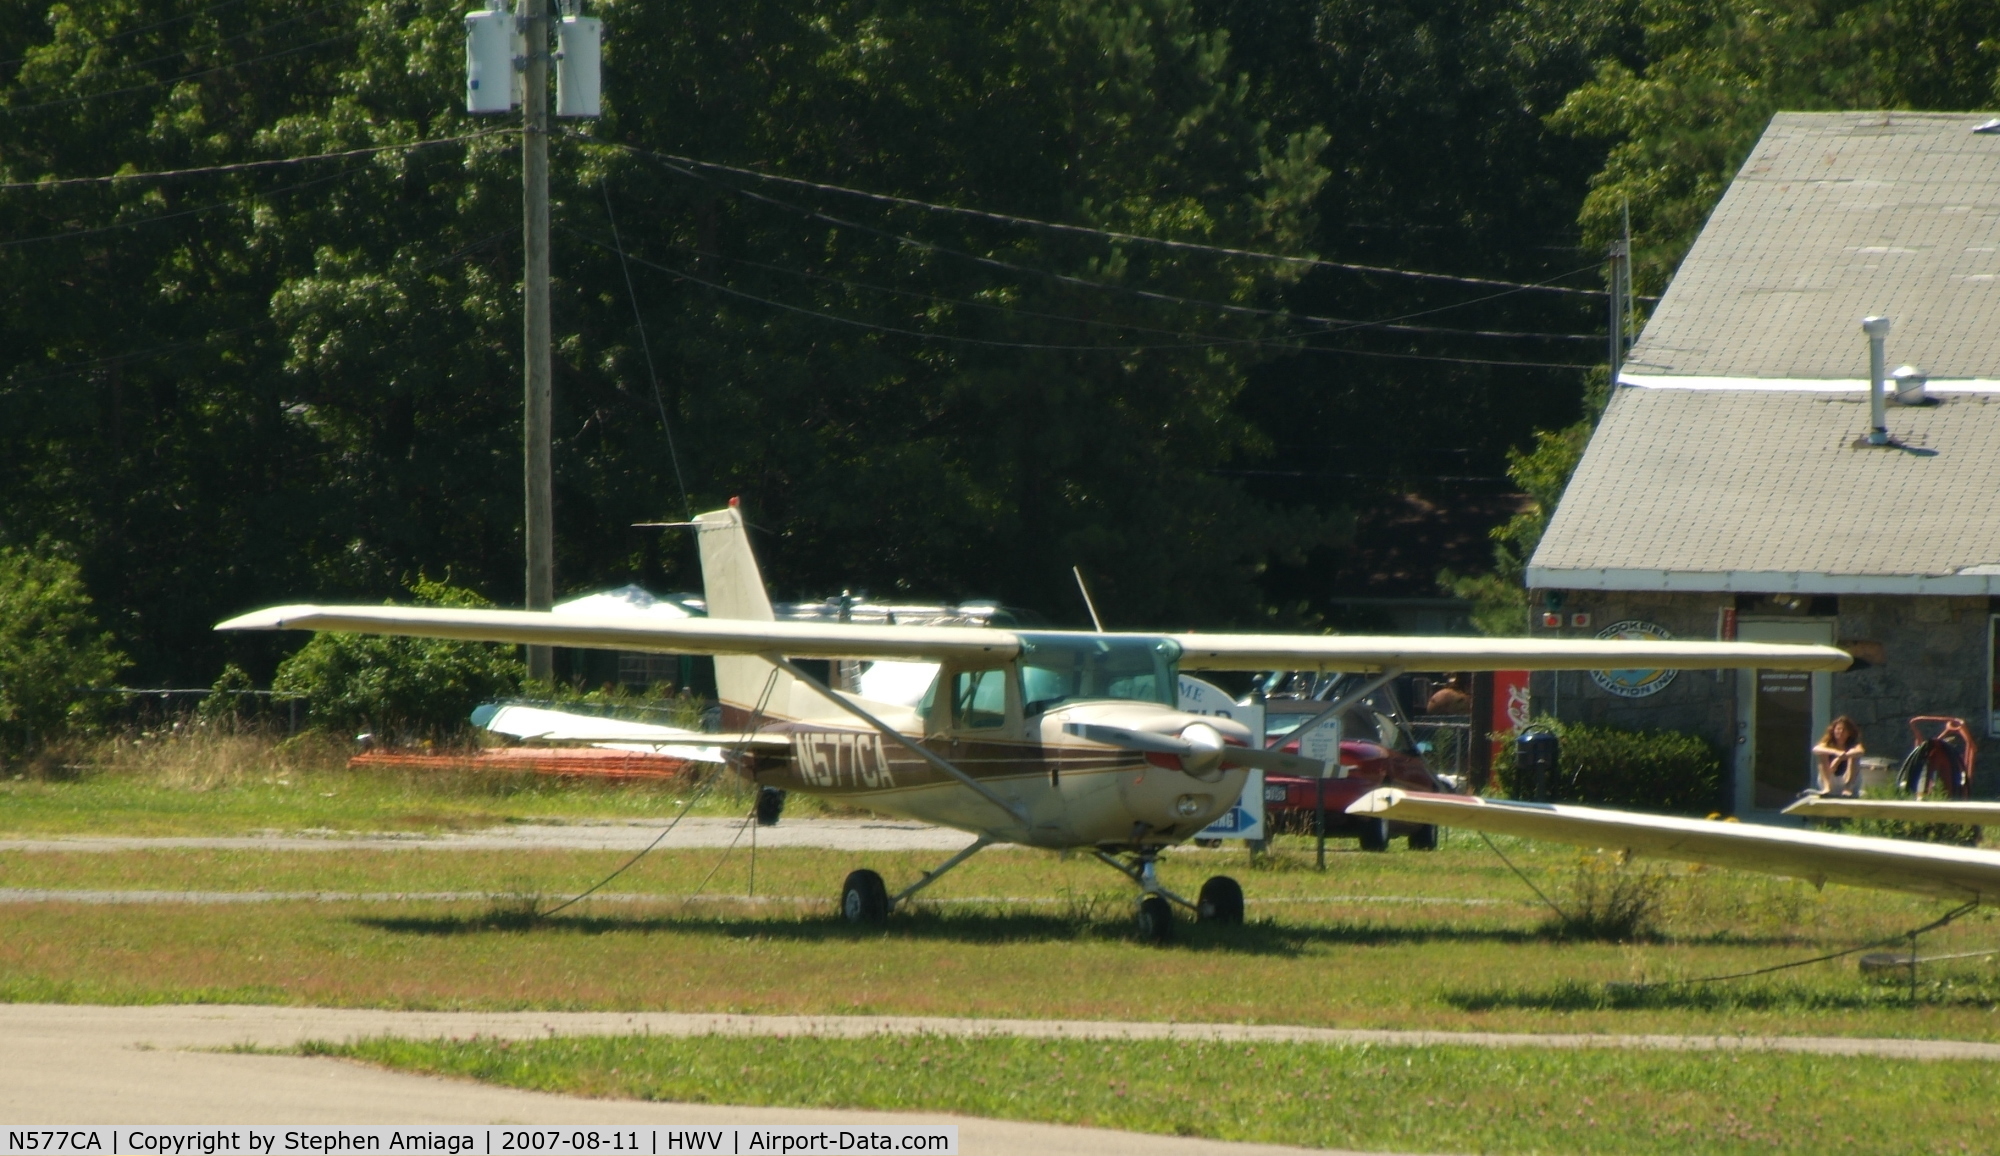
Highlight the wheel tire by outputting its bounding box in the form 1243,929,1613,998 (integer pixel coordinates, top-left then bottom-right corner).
1407,824,1439,852
1197,875,1244,924
1135,895,1175,944
755,786,787,827
840,869,889,924
1358,818,1391,853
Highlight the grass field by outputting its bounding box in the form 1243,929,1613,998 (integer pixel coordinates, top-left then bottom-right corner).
0,730,802,834
313,1032,2000,1155
11,737,2000,1152
6,838,2000,1040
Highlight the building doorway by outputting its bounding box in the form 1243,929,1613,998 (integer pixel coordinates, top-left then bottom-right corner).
1734,619,1834,815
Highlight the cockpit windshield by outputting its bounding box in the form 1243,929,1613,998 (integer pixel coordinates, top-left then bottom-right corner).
1017,633,1180,715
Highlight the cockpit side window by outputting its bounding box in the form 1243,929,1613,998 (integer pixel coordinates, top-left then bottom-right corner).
951,668,1010,729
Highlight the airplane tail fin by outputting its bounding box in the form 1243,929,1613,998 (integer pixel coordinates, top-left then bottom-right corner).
694,501,791,720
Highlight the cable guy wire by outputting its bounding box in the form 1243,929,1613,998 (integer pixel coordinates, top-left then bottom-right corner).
601,180,693,519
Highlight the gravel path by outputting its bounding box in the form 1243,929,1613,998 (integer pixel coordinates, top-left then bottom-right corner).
0,1005,1406,1156
0,817,977,853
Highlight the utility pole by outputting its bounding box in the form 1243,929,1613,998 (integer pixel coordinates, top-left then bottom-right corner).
1607,231,1627,380
520,0,554,682
465,0,601,682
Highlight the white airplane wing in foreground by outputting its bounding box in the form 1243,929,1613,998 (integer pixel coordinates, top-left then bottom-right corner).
215,605,1850,673
1348,789,2000,902
1784,797,2000,825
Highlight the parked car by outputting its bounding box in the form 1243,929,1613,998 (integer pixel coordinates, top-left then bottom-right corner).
1258,681,1453,851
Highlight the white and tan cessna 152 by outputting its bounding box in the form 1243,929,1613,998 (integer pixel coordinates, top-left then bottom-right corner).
223,501,1864,940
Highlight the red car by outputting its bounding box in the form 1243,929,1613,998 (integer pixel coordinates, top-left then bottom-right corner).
1258,700,1451,851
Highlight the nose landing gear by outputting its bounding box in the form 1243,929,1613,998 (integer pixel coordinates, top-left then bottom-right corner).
1093,849,1243,943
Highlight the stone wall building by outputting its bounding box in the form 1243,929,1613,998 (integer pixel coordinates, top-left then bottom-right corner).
1527,112,2000,816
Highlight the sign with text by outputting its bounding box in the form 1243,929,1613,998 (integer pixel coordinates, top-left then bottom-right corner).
1179,675,1266,841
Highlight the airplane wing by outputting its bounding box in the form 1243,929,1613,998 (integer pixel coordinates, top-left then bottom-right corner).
1167,634,1851,673
1784,797,2000,825
1348,788,2000,902
218,605,1848,673
216,604,1018,662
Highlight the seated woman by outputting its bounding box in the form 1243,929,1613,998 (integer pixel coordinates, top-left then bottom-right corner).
1811,716,1865,796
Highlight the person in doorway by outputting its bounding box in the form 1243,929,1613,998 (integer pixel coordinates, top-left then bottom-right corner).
1811,716,1865,796
1426,677,1470,715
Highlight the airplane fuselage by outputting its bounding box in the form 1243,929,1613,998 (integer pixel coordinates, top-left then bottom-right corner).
745,699,1252,849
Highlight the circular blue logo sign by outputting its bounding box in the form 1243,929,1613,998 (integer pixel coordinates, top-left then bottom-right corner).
1589,619,1679,698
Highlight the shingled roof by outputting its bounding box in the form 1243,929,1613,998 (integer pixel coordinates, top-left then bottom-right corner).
1626,112,2000,383
1531,111,2000,594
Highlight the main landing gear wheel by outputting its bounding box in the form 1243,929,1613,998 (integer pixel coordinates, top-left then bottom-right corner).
1358,818,1392,853
841,869,889,924
1197,875,1244,924
1135,895,1175,944
1407,824,1439,851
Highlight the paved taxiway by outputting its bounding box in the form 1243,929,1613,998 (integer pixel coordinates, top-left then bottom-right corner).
0,1005,1400,1156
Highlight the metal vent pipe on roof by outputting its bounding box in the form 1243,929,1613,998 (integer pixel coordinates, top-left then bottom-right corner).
1862,315,1891,445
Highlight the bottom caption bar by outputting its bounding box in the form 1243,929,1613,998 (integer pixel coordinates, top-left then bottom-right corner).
0,1129,958,1156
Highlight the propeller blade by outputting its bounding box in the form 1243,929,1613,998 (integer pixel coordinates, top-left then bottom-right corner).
1216,745,1331,778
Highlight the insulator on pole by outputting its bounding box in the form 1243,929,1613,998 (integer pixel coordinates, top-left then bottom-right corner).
555,15,601,118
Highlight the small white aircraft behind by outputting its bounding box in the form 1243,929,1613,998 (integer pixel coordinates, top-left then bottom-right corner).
220,501,1850,940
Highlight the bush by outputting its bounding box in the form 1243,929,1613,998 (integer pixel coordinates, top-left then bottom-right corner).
0,545,126,753
1492,715,1723,814
272,576,524,741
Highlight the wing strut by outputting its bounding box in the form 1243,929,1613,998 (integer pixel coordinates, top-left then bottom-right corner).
1267,668,1402,753
766,655,1031,826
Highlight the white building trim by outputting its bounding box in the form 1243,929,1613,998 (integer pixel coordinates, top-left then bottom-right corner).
1525,566,2000,596
1617,373,2000,394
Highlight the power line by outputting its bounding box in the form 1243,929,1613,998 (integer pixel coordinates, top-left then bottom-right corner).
1,28,359,115
0,166,357,249
567,225,1595,369
579,135,1619,300
681,238,1601,345
0,131,504,190
598,143,1605,344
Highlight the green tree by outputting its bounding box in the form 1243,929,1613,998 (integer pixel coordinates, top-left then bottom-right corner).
2,0,1341,689
1550,0,2000,291
0,544,126,750
272,575,524,738
1440,411,1595,635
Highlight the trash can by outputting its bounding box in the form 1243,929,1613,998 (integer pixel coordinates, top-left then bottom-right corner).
1858,756,1893,793
1515,726,1559,801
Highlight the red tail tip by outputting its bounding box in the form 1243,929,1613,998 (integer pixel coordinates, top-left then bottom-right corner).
728,496,740,508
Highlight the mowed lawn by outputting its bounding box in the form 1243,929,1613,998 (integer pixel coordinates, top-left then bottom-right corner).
319,1032,2000,1156
6,836,2000,1040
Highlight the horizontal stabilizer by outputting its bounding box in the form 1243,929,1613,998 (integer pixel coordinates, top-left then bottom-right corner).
1349,788,2000,902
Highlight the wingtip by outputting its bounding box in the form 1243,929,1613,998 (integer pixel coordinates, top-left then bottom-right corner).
214,605,317,632
1345,787,1402,815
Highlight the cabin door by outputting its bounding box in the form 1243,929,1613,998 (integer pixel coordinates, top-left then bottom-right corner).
1734,619,1834,815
